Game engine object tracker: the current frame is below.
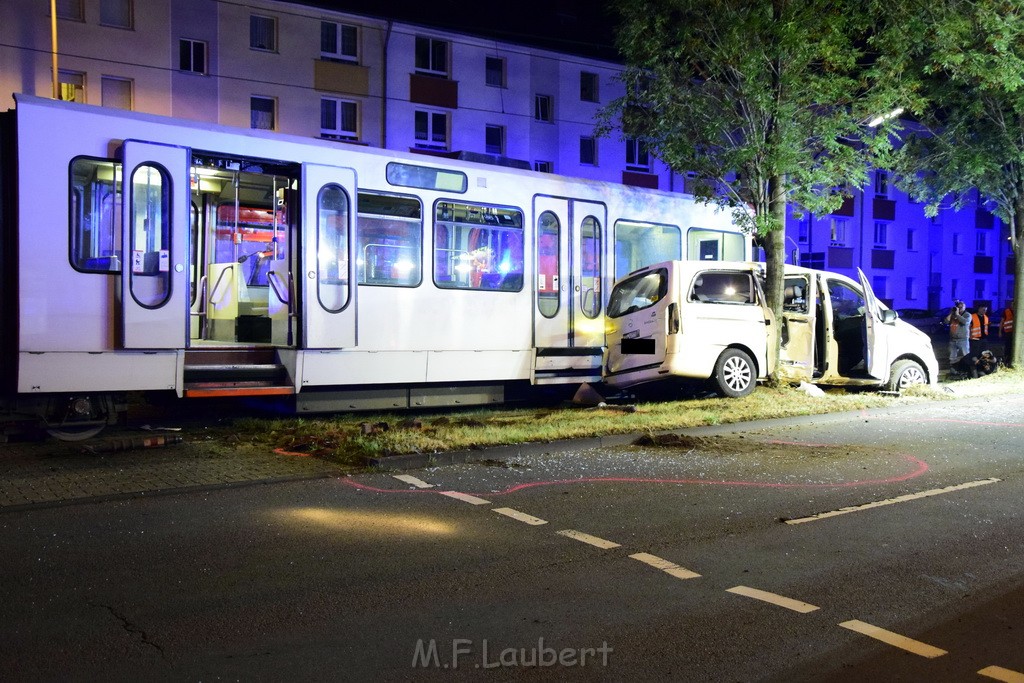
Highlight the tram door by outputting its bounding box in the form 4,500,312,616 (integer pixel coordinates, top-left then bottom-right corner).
120,140,189,348
533,196,607,385
300,164,357,349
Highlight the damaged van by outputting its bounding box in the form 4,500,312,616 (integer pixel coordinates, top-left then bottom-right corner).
603,261,939,397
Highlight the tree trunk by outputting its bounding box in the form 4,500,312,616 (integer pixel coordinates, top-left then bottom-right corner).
1011,193,1024,367
764,174,788,381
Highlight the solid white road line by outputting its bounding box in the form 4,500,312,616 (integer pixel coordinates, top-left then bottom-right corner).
439,491,491,505
785,478,1002,525
726,585,819,613
979,665,1024,683
556,529,620,549
839,619,947,658
492,507,548,525
393,474,434,489
629,552,701,580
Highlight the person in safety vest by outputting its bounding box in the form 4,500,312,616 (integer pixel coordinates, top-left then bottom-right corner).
944,300,972,370
970,304,989,359
1000,300,1014,363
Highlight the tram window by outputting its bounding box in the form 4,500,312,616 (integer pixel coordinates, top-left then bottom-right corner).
386,162,467,193
128,163,171,308
317,184,350,312
537,210,560,318
687,227,748,261
357,192,422,287
580,216,601,318
433,201,524,292
70,157,122,273
614,220,680,280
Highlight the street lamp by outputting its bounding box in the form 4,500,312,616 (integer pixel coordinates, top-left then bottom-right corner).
867,107,905,128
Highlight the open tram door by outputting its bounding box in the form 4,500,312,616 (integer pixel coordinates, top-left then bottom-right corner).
120,140,189,349
532,196,607,385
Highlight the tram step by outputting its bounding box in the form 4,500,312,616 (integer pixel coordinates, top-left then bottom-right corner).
183,381,295,398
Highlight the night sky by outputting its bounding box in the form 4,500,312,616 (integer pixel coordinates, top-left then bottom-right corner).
300,0,620,60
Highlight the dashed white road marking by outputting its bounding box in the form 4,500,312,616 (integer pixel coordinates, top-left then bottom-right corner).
629,552,701,580
439,491,491,505
726,585,819,613
493,507,548,525
556,529,620,549
979,665,1024,682
785,478,1002,525
392,474,434,489
839,619,947,658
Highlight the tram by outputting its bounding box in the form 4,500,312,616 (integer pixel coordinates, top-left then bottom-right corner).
0,95,750,439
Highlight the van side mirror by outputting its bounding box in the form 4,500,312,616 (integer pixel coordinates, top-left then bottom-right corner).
880,309,897,324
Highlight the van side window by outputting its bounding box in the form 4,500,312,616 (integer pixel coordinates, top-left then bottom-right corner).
783,276,809,313
690,272,754,304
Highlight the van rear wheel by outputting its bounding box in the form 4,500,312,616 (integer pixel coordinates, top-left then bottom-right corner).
711,348,756,398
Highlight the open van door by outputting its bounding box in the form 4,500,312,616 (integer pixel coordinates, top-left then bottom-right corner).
857,268,890,380
775,270,817,383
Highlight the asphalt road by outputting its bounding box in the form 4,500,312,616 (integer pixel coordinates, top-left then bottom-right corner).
2,392,1024,682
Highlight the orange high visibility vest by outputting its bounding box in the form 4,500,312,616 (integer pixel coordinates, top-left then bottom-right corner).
1001,308,1014,335
970,313,988,340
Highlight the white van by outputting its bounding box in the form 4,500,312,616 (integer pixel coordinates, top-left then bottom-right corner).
603,261,939,397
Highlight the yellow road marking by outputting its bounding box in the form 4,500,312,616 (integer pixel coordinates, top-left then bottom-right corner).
393,474,434,489
839,619,947,658
629,552,701,580
439,491,490,505
726,585,819,613
786,478,1001,525
556,529,620,549
979,665,1024,683
493,507,548,525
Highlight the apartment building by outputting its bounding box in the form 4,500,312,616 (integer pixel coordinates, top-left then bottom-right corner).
0,0,1013,313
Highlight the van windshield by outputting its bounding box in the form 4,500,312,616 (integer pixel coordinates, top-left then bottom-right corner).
607,268,667,318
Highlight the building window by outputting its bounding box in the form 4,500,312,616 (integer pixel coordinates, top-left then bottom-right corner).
907,228,917,251
321,21,358,62
250,15,277,52
580,136,597,166
101,77,132,110
872,276,887,299
415,36,448,76
534,94,553,123
534,161,553,173
975,279,985,300
179,39,207,74
797,216,810,244
953,232,962,254
976,231,988,255
486,56,505,87
414,110,448,150
55,0,84,21
625,139,650,172
485,125,505,155
873,221,888,247
905,277,916,300
874,170,889,197
830,217,848,246
100,0,132,28
951,278,959,300
321,98,358,140
58,70,85,102
580,72,599,102
250,96,276,130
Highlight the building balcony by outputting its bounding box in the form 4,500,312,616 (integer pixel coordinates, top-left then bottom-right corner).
410,73,458,109
314,60,370,96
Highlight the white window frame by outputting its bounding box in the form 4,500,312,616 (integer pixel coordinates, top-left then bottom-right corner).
534,94,553,123
580,136,597,166
625,138,651,172
485,56,506,88
250,96,276,130
179,38,207,75
100,76,132,110
797,216,810,244
975,279,985,300
485,125,505,155
874,170,889,197
100,0,132,29
415,36,448,77
58,70,85,102
321,21,358,62
321,97,358,141
580,71,599,102
830,217,848,246
250,14,277,52
976,231,988,255
414,109,449,150
873,221,888,248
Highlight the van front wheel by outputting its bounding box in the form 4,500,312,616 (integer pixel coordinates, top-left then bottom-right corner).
884,359,927,393
711,348,756,398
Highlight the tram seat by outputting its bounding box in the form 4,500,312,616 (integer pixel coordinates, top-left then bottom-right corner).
82,255,120,271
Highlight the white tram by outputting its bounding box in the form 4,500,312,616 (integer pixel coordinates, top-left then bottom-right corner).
0,95,750,439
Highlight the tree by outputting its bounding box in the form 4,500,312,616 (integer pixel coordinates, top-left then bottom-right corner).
599,0,906,379
887,0,1024,367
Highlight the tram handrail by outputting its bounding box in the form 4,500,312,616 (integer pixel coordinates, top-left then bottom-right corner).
209,266,233,305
